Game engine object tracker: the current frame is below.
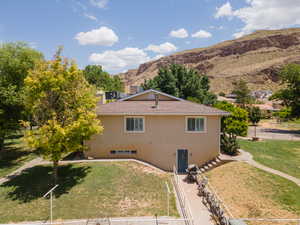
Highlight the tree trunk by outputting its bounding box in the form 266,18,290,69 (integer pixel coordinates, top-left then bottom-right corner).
53,160,59,185
254,125,257,138
0,135,4,151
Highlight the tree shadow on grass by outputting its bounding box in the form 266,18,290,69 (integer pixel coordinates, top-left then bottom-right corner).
0,133,32,170
1,164,91,203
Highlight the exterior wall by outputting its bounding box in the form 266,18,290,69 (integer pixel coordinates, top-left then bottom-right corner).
85,115,220,171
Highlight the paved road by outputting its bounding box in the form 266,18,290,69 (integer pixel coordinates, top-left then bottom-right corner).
247,126,300,140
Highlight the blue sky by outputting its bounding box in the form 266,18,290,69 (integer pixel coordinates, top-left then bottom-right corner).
1,0,300,73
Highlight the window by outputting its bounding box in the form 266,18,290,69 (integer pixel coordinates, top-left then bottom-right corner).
186,117,206,132
110,150,137,155
125,117,144,132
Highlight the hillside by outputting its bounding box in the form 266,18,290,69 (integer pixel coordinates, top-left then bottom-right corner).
120,28,300,93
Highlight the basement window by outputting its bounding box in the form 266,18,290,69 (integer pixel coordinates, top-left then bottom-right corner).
185,117,206,133
125,116,145,133
110,150,137,155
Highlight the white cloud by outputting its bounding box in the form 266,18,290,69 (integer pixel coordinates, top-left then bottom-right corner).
215,2,233,18
192,30,212,38
84,13,98,21
74,26,118,46
89,48,151,71
145,42,177,54
209,25,224,30
169,28,188,38
90,0,109,8
215,0,300,38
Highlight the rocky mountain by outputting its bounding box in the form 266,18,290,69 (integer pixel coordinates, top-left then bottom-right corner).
120,28,300,94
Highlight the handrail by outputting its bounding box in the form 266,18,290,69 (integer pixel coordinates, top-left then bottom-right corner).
173,165,194,225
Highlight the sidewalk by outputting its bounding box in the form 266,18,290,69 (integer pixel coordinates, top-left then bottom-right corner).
177,175,214,225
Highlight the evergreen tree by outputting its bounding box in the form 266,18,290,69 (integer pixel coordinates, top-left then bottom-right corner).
232,79,252,107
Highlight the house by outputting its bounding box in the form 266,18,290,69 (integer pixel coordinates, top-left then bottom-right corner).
85,89,229,172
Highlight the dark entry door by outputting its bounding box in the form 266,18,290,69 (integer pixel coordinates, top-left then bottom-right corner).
177,149,188,173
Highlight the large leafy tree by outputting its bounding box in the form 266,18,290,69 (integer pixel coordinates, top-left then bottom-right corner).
23,49,103,184
142,64,217,105
83,65,123,92
232,79,252,107
0,42,43,149
214,101,248,155
271,64,300,118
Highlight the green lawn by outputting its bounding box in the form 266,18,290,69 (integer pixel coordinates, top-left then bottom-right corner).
0,132,37,178
0,162,179,223
238,139,300,179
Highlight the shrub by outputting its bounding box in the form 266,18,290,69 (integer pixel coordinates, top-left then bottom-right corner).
220,133,239,156
219,92,226,97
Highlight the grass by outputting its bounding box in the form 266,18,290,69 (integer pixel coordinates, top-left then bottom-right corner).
238,139,300,179
0,161,179,223
0,132,37,178
206,162,300,222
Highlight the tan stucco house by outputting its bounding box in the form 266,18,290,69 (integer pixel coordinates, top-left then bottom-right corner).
85,89,229,172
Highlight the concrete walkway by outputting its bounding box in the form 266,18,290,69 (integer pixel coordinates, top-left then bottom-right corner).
177,175,214,225
220,150,300,186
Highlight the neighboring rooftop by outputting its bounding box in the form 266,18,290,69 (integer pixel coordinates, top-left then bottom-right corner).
97,89,230,116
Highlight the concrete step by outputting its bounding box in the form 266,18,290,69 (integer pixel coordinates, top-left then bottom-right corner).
211,160,217,166
200,168,205,172
215,158,221,163
204,165,209,170
207,163,213,167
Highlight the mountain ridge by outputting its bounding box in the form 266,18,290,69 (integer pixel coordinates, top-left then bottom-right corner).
120,28,300,93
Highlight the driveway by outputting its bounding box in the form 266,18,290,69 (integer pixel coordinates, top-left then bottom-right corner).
247,126,300,140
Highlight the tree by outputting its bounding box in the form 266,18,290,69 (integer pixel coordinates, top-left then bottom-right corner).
232,79,252,107
142,64,217,105
270,64,300,118
0,42,43,150
248,106,262,139
83,65,123,92
214,101,248,155
23,49,103,184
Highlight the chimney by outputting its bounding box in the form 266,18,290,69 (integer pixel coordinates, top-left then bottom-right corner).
96,90,106,104
154,94,159,108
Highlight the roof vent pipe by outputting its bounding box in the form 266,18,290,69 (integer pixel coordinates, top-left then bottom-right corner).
154,94,159,108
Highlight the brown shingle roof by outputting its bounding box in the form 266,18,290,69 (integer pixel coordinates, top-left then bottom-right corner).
97,100,229,116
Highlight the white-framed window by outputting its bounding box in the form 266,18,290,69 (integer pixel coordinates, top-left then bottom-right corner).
124,116,145,133
185,116,206,133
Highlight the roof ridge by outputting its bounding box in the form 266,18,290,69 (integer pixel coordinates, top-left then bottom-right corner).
119,89,183,101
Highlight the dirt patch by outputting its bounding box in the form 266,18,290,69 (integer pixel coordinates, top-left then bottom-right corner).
205,162,298,220
118,197,138,212
125,161,166,177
